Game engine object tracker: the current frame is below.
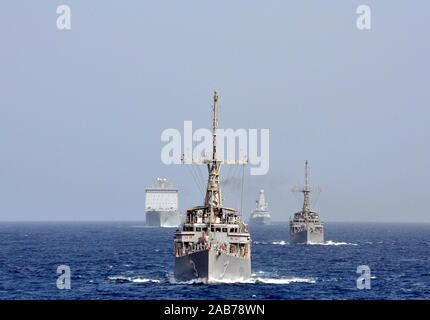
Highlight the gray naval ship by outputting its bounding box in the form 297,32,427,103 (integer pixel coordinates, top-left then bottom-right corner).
145,178,182,227
174,91,252,282
289,161,324,244
249,189,271,225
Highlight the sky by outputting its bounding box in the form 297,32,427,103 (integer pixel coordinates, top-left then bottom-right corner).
0,1,429,222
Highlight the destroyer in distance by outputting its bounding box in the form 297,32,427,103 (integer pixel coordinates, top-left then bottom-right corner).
249,189,271,226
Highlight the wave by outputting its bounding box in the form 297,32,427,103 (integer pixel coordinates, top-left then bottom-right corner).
255,240,356,246
168,276,209,285
251,270,267,276
168,275,315,285
271,241,288,245
110,272,316,285
108,275,160,283
251,277,315,284
254,240,288,245
308,240,358,246
253,241,268,245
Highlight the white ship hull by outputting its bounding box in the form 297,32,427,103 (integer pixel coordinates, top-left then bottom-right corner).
146,210,182,227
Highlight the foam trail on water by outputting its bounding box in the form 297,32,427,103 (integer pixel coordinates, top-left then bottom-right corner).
168,276,209,285
252,277,316,284
271,241,288,245
168,274,315,285
110,273,316,285
253,241,268,245
256,240,356,246
208,277,316,284
108,275,160,283
254,240,289,245
308,240,358,246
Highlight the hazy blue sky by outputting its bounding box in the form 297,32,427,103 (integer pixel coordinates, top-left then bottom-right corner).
0,1,429,222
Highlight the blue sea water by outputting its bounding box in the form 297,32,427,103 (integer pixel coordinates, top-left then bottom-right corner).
0,222,429,300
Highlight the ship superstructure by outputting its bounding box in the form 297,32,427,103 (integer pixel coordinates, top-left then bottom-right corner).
249,189,271,225
289,161,324,244
145,178,182,227
174,91,252,282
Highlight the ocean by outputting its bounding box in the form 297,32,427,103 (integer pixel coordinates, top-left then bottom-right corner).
0,222,429,300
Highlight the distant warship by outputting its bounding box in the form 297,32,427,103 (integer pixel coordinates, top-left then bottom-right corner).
289,161,324,244
174,91,252,282
249,189,270,225
145,178,182,227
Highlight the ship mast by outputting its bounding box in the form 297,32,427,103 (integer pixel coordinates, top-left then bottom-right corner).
302,160,311,214
292,160,321,218
204,90,222,214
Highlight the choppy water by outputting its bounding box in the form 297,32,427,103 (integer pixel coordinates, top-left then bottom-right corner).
0,222,429,299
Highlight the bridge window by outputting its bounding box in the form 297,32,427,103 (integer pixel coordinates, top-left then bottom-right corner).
222,228,227,232
196,227,201,231
216,228,221,232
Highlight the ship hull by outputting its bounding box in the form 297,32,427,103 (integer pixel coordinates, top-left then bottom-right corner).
146,210,182,227
174,249,251,282
249,216,271,226
290,228,324,244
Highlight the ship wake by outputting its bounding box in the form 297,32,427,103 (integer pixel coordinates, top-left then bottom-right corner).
167,274,315,285
108,275,161,283
214,277,316,284
254,240,357,246
109,273,315,285
254,240,288,245
307,240,358,246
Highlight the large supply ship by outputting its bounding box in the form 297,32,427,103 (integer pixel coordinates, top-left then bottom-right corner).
145,178,182,227
249,189,271,225
174,91,252,282
289,161,324,244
